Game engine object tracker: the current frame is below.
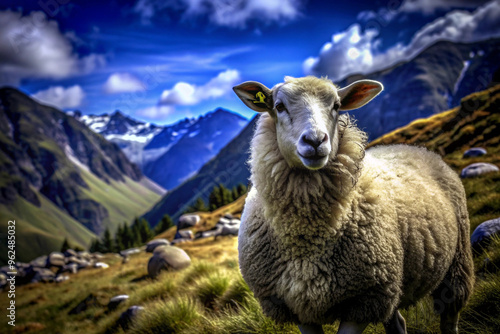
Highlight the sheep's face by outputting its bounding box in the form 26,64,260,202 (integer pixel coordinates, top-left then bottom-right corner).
234,76,383,170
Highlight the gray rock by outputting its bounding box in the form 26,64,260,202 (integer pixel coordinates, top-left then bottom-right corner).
91,252,104,260
223,213,234,219
146,239,170,253
463,147,487,158
46,252,66,268
109,295,129,310
31,268,55,283
63,249,78,258
460,163,499,178
77,251,92,261
218,217,231,225
94,262,109,269
148,245,191,278
55,274,70,283
214,224,240,240
471,218,500,249
120,248,141,257
62,263,78,274
178,214,200,230
76,260,93,270
229,219,241,226
0,273,6,288
170,238,192,245
175,230,194,240
118,305,144,330
30,256,48,268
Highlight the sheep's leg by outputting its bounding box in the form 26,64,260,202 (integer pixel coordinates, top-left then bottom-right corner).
440,311,459,334
298,323,324,334
337,321,368,334
383,310,406,334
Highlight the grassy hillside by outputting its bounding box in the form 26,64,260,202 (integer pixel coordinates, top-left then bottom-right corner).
0,88,164,263
2,85,499,333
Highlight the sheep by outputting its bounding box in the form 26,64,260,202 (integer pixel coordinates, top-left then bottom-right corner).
233,76,474,334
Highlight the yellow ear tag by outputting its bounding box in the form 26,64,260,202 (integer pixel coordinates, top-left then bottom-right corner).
253,91,266,104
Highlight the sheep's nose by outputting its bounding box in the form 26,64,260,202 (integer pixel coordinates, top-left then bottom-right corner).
300,130,328,149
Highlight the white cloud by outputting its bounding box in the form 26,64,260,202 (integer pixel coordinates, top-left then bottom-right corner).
32,85,86,109
399,0,491,15
304,0,500,81
133,0,303,27
0,10,105,86
103,72,146,94
160,69,240,105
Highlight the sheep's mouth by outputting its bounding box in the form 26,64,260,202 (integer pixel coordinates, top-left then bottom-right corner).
298,152,328,170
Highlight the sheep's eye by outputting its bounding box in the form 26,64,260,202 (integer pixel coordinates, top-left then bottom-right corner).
275,103,286,113
333,102,341,111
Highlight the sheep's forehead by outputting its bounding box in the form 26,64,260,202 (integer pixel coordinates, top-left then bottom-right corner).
273,78,339,108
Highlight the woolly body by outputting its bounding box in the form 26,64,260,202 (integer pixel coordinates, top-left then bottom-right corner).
237,77,474,329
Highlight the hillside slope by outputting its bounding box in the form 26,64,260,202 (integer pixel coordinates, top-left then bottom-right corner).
340,38,500,140
0,88,164,263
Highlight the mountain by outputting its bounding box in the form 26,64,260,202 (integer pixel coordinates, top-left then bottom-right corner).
143,108,248,190
72,108,248,190
339,38,500,140
0,88,164,263
72,110,163,168
143,116,257,224
143,39,500,226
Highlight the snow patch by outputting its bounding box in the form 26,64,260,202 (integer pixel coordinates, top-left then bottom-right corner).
454,60,470,95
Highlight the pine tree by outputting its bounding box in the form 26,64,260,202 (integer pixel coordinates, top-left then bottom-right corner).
102,227,114,253
220,184,234,206
209,185,222,211
138,218,154,243
114,223,125,252
122,223,134,249
61,238,70,252
155,214,174,235
237,183,247,197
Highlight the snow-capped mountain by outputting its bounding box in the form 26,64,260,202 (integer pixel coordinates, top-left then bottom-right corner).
69,110,163,167
70,108,248,190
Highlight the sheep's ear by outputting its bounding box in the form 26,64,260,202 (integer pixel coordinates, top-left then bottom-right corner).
338,80,383,111
233,81,273,113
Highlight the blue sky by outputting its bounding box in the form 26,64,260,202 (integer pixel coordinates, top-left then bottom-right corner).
0,0,497,124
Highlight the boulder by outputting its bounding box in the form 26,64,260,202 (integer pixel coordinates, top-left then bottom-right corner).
94,262,109,269
55,274,70,283
195,229,219,239
120,248,141,257
0,273,6,288
46,252,66,268
460,163,499,178
471,218,500,249
175,230,194,240
76,260,93,270
148,245,191,278
223,213,234,219
178,214,200,230
108,295,129,310
218,217,231,225
463,147,487,158
214,224,240,240
30,256,48,268
146,239,170,253
62,263,78,274
91,252,104,260
77,251,92,261
230,219,241,226
63,249,78,258
118,306,144,330
170,238,192,245
31,268,55,283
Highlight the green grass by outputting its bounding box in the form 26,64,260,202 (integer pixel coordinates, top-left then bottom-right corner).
0,194,97,263
78,168,162,234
